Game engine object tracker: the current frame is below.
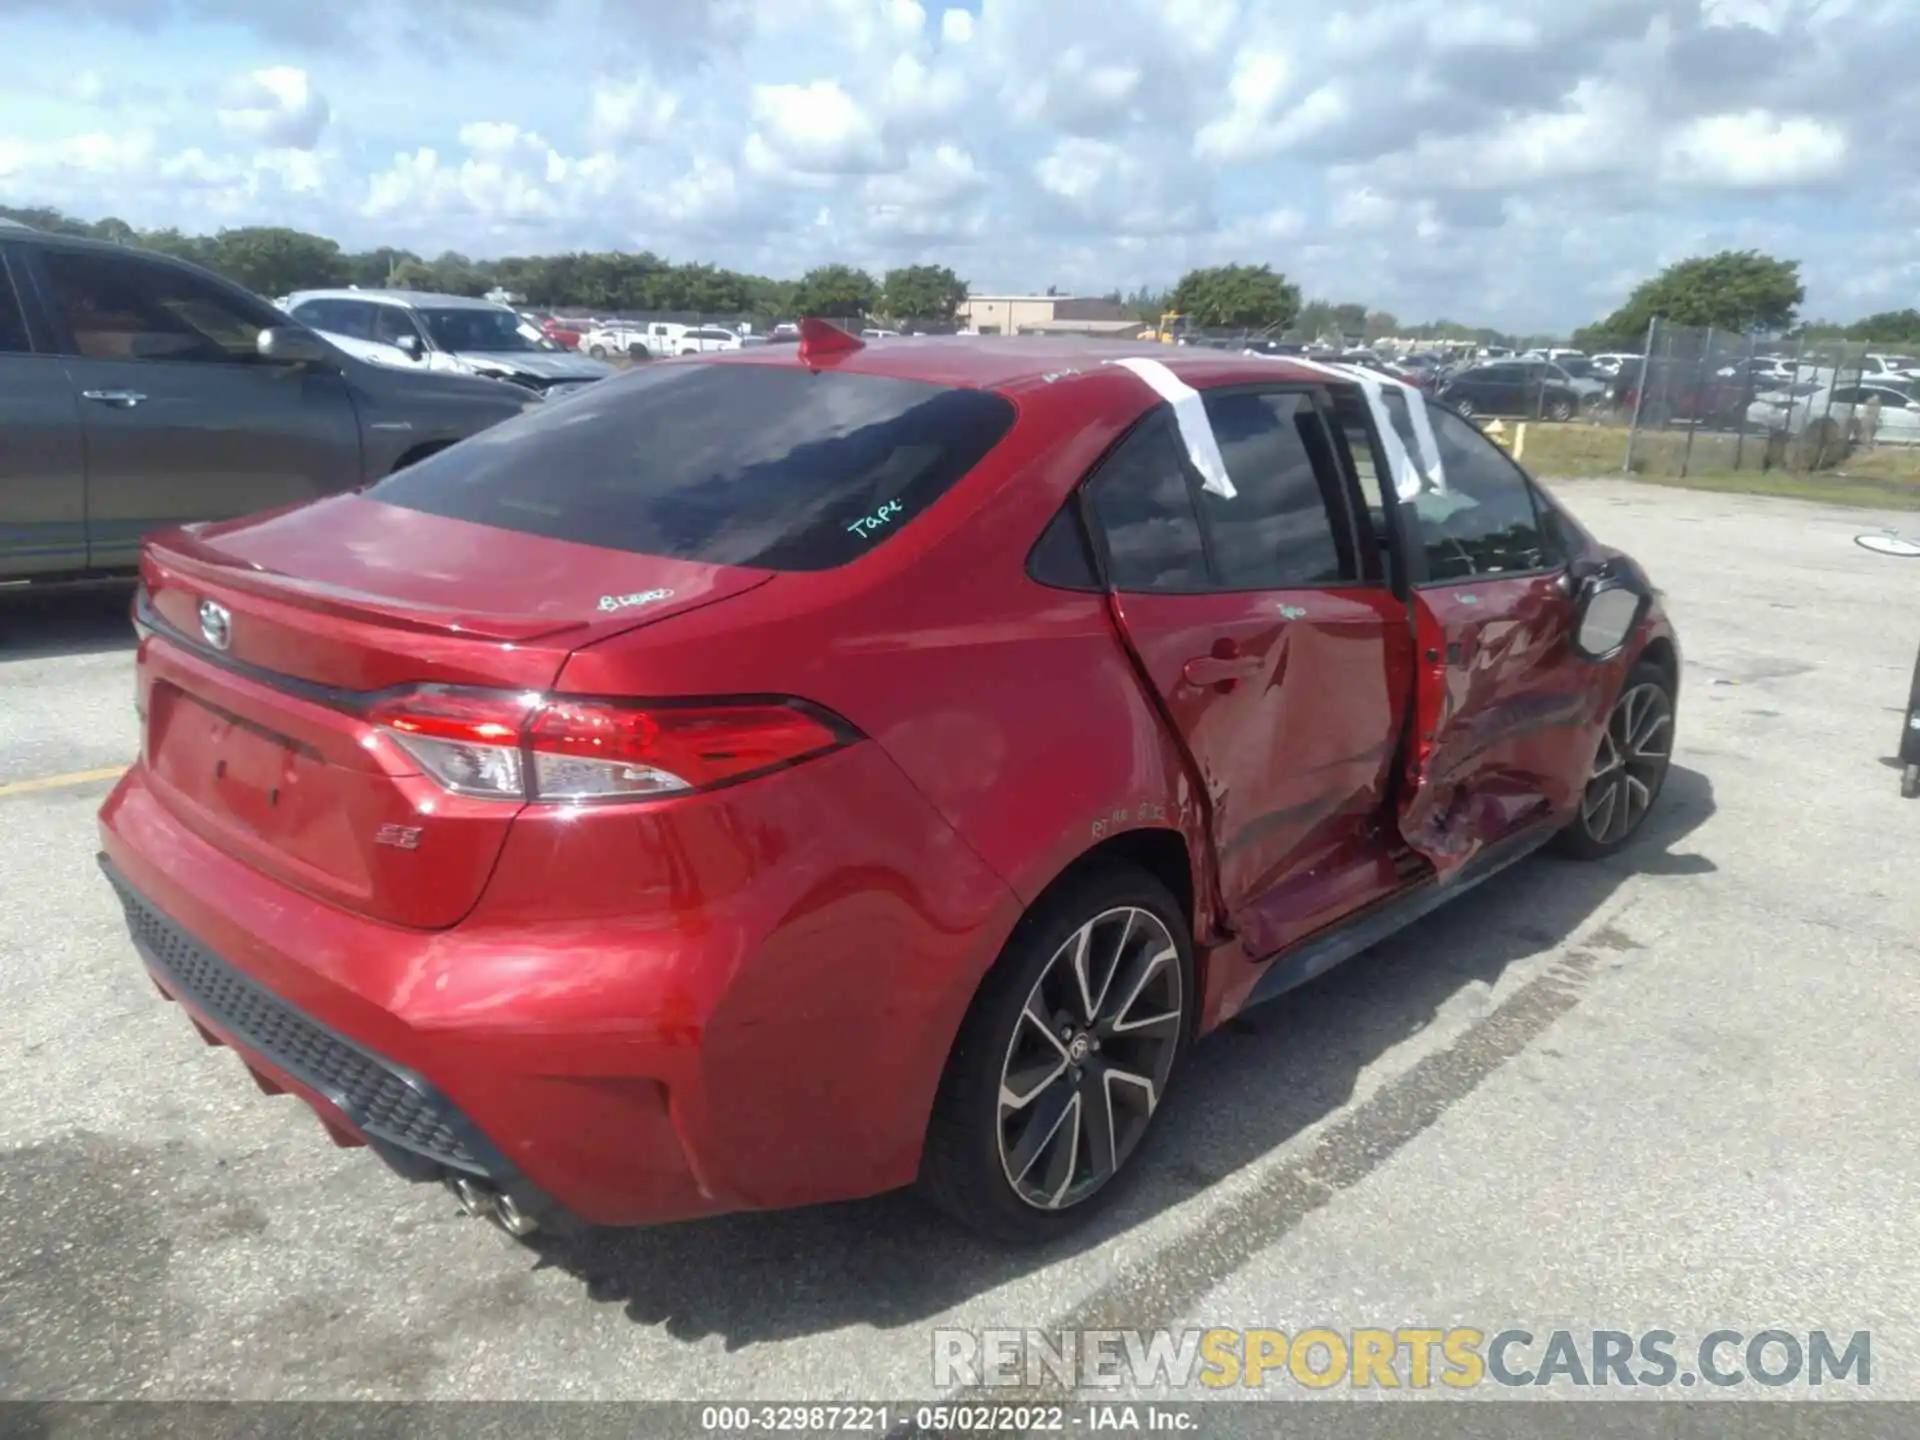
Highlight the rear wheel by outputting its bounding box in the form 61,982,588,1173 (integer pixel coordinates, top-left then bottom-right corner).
1546,396,1576,422
1451,397,1476,419
588,344,608,359
920,864,1191,1243
1555,662,1674,859
1902,764,1920,800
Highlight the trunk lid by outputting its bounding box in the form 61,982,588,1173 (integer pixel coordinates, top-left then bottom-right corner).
137,495,773,928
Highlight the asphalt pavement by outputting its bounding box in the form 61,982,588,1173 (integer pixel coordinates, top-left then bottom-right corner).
3,478,1917,1412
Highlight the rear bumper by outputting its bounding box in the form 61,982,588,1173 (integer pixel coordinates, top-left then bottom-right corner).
98,746,1022,1228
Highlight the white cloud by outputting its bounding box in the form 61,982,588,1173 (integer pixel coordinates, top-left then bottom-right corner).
749,79,890,173
216,67,331,150
1659,111,1849,188
589,77,680,147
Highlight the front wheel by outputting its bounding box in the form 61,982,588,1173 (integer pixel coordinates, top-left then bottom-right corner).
1555,662,1675,860
919,864,1192,1243
1451,397,1476,419
1902,764,1919,800
1546,396,1576,422
588,344,608,359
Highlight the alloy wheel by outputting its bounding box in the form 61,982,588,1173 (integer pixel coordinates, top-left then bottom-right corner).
997,906,1184,1211
1452,397,1476,418
1581,682,1672,845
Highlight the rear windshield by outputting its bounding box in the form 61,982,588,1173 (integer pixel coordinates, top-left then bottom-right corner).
368,363,1018,571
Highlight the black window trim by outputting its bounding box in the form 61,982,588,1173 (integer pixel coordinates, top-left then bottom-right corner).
28,241,296,370
1407,399,1566,590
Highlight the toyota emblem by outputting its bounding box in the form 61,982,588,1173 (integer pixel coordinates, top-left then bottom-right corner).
198,599,233,651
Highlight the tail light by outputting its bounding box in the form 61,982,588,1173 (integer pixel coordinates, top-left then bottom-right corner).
364,686,856,804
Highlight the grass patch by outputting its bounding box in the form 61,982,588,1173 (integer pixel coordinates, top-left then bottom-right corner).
1485,419,1920,509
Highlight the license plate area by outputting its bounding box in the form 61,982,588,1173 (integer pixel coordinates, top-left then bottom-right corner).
150,685,316,835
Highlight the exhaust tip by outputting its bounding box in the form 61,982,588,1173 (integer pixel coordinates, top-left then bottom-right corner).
449,1176,496,1220
445,1176,540,1236
493,1192,540,1237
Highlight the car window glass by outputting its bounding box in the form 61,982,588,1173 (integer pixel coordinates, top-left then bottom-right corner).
1087,414,1211,593
371,306,420,347
0,257,31,353
1027,504,1100,591
1328,386,1385,513
1412,404,1550,582
43,250,268,364
1194,390,1351,587
370,364,1017,571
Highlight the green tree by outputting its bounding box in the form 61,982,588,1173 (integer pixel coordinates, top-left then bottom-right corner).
793,263,878,319
1579,250,1805,350
1168,264,1301,331
205,227,349,296
1844,309,1920,345
880,264,967,323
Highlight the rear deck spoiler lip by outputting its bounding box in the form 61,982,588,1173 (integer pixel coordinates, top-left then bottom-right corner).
140,529,778,646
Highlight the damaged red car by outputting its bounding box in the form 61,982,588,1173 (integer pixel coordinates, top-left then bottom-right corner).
98,323,1679,1244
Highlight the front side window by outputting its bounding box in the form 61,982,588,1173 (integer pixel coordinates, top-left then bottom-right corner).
1411,404,1551,582
42,249,271,365
370,306,423,348
369,363,1017,571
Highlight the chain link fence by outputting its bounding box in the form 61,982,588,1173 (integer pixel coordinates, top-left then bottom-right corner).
1612,319,1919,477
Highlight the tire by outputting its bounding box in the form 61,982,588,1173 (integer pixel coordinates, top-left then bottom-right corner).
919,863,1193,1244
1451,397,1476,419
1554,661,1675,860
588,344,608,359
1546,396,1576,423
1902,764,1920,801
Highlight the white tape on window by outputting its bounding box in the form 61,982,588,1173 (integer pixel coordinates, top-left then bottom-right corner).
1266,355,1444,500
1106,357,1237,499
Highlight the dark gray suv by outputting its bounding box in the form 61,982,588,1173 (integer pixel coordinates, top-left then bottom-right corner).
0,221,540,584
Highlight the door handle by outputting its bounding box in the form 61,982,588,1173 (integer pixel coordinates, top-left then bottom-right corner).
81,389,148,408
1182,649,1264,690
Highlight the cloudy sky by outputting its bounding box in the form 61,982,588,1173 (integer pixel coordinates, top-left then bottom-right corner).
0,0,1912,332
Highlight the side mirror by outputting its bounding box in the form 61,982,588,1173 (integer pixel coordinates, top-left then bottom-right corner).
394,334,424,360
257,326,331,365
1570,568,1649,662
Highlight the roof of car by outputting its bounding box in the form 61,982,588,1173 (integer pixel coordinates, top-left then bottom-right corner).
699,334,1331,394
285,289,506,311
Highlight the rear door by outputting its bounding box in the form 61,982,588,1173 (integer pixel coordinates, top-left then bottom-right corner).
0,242,87,576
29,245,364,569
1088,387,1412,957
1389,402,1594,873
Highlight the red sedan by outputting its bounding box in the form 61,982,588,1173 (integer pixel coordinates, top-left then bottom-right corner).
99,323,1679,1244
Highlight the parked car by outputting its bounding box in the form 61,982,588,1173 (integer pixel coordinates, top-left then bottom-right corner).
0,223,538,584
581,322,651,360
539,317,586,351
1747,382,1920,444
1437,361,1585,420
1863,354,1920,381
676,325,744,355
98,328,1678,1243
283,290,614,398
1547,357,1609,403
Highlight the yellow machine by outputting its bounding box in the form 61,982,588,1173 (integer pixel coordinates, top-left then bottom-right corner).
1138,311,1187,344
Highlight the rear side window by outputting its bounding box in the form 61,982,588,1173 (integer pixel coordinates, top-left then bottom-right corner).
0,254,30,354
368,363,1017,571
1087,414,1210,593
1196,390,1353,587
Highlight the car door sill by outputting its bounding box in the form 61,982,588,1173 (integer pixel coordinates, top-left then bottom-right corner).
1240,818,1560,1013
